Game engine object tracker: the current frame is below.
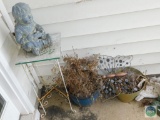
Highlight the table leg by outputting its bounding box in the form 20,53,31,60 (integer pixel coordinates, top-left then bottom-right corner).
22,64,47,117
32,87,47,117
56,59,76,112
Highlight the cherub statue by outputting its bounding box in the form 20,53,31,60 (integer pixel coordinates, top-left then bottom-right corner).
12,3,52,55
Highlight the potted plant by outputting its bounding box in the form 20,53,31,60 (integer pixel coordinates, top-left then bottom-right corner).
115,67,146,102
58,54,101,106
98,55,146,101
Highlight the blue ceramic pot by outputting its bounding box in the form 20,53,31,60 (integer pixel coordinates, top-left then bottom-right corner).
70,90,100,107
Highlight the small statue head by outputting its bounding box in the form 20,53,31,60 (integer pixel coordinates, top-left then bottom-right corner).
12,3,33,25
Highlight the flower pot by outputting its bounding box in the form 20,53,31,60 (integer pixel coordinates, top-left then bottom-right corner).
116,67,146,103
70,90,100,107
117,89,143,103
117,80,146,103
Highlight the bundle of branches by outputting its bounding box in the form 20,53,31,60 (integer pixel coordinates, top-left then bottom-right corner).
56,54,102,98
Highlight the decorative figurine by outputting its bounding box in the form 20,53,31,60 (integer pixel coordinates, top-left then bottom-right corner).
12,3,52,56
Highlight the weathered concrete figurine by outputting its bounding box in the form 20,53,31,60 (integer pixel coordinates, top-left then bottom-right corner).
12,3,52,55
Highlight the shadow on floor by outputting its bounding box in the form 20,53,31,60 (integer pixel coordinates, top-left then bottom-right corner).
39,90,97,120
39,88,160,120
42,105,97,120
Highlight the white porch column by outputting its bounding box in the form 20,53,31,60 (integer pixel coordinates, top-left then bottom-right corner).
0,0,14,33
0,53,35,114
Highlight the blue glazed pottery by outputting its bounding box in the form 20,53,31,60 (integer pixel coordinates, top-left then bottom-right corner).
70,90,100,107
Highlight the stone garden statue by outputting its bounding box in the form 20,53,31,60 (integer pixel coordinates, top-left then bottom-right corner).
12,3,52,55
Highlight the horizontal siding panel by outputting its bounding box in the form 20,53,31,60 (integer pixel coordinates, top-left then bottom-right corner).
4,0,75,12
61,25,160,50
37,63,160,76
43,8,160,38
3,0,160,76
61,39,160,56
132,52,160,66
7,0,160,23
31,0,160,25
134,64,160,75
0,18,10,48
35,52,160,76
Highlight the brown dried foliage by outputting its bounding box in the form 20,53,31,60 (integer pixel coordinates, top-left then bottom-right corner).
57,54,101,98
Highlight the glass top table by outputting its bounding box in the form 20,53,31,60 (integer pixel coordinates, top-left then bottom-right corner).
15,33,61,65
15,33,75,113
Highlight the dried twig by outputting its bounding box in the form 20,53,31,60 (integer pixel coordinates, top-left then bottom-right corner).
56,54,101,98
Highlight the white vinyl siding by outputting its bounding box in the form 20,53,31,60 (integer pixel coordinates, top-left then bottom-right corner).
3,0,160,74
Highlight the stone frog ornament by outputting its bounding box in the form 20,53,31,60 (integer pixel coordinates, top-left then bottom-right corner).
12,3,52,55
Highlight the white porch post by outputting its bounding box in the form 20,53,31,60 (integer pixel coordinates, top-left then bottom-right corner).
0,53,35,114
0,0,14,33
0,0,37,114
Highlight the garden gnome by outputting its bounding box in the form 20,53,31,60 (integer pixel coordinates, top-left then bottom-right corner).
12,2,52,55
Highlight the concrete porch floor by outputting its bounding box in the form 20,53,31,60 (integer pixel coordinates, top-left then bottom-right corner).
40,91,159,120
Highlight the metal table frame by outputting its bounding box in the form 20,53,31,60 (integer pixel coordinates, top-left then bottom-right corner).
15,33,75,118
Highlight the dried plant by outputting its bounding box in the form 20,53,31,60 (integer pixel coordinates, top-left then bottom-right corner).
56,54,102,98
